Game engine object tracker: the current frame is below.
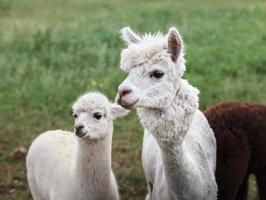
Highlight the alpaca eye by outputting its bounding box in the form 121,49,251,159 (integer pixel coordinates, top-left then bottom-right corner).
73,113,78,119
150,70,164,79
93,112,102,120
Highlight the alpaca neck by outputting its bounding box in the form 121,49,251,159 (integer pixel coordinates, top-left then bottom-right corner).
137,79,199,194
73,128,113,193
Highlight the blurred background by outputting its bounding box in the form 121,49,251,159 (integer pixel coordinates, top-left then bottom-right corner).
0,0,265,199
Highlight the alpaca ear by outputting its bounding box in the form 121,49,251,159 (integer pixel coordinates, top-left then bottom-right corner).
110,104,130,119
167,27,182,62
121,27,142,45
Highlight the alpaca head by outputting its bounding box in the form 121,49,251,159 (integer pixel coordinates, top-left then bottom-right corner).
116,27,186,110
72,92,128,140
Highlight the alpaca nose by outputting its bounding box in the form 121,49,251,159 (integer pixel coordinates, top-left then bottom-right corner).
75,124,84,132
75,123,86,137
119,89,132,97
118,86,132,98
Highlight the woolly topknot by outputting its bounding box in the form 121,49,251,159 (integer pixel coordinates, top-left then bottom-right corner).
120,26,186,76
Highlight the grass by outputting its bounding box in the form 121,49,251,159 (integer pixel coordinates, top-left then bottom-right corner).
0,0,265,199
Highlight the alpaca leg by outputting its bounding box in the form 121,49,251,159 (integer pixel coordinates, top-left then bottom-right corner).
256,170,266,200
145,194,151,200
216,164,248,200
235,175,248,200
145,181,153,200
216,134,250,200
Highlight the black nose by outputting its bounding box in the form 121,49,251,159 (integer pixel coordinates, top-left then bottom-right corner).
75,124,84,131
118,89,132,98
75,125,86,137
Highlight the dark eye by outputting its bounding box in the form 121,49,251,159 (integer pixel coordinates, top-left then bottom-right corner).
150,70,164,79
73,113,78,119
93,112,102,120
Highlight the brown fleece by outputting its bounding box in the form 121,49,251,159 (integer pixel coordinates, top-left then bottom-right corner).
204,102,266,200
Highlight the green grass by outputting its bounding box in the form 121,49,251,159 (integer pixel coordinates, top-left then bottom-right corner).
0,0,265,199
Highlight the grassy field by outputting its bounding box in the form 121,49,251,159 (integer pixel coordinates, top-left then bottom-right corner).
0,0,265,199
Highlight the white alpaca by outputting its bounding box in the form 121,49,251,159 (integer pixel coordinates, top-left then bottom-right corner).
116,27,217,200
26,92,128,200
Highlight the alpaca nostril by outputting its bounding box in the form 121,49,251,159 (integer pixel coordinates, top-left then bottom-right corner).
75,124,84,131
119,89,132,98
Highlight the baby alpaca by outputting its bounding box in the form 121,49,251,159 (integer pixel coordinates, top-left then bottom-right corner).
204,102,266,200
26,92,128,200
116,27,217,200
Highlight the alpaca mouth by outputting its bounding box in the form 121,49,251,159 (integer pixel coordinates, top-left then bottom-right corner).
118,99,139,109
75,130,87,137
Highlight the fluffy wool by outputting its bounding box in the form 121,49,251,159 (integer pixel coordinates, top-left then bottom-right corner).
26,92,128,200
117,27,217,200
120,27,186,77
204,102,266,200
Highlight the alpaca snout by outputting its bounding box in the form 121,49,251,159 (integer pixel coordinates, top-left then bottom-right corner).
117,85,138,109
118,83,134,96
118,88,132,98
74,123,87,137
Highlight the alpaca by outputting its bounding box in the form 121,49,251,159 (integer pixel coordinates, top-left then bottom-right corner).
116,27,217,200
26,92,128,200
204,102,266,200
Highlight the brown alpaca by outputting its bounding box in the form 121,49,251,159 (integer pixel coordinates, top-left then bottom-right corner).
204,102,266,200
